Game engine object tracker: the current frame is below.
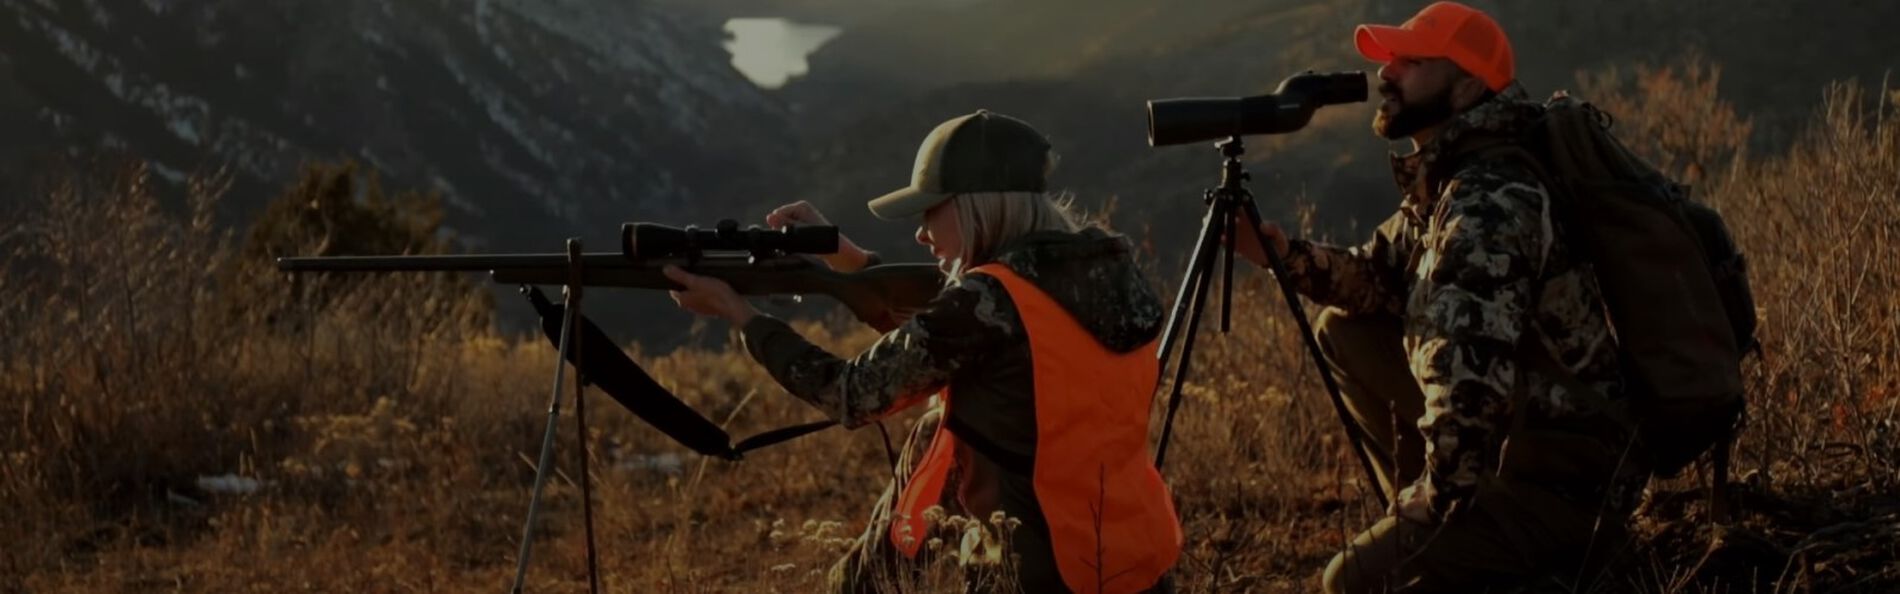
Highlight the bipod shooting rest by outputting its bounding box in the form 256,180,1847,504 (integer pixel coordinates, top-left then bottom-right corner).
510,238,603,594
1150,135,1390,510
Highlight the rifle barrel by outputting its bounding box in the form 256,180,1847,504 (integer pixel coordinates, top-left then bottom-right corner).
276,253,634,272
274,251,944,327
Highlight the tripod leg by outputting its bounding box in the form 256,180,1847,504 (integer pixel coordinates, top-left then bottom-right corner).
1236,199,1390,509
510,280,579,594
1157,196,1224,373
1155,201,1230,468
1222,206,1236,333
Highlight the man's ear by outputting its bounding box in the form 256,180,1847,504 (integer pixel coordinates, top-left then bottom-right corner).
1451,74,1491,110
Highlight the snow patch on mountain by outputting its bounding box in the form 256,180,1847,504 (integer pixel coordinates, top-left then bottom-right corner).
438,54,557,170
29,14,107,73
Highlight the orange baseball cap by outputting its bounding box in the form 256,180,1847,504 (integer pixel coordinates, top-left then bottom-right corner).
1355,1,1515,92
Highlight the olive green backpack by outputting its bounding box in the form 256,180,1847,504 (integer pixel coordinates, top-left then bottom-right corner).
1460,93,1760,482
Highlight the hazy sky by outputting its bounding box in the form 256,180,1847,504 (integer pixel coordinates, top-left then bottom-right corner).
724,18,844,88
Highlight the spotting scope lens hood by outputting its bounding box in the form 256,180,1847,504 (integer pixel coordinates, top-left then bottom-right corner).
623,219,840,260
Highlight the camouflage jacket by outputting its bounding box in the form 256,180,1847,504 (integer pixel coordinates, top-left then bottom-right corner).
1282,83,1640,518
740,226,1164,591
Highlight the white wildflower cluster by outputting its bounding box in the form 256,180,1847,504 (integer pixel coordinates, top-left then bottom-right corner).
756,517,855,552
887,507,1019,564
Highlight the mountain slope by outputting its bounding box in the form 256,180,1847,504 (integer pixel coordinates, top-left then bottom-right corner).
0,0,789,251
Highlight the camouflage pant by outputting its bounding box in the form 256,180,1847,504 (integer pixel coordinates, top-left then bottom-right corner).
827,495,1175,594
1314,308,1631,594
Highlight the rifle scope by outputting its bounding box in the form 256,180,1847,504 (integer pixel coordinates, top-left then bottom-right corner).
623,219,839,260
1146,70,1369,147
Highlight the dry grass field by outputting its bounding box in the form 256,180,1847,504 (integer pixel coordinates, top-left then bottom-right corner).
2,61,1895,593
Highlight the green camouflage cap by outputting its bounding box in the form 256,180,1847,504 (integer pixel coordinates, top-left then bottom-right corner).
867,110,1053,220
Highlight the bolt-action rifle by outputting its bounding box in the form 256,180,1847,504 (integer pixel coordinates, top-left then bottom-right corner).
278,219,942,592
277,219,943,458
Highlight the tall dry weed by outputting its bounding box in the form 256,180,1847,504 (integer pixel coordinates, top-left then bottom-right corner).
1573,57,1900,592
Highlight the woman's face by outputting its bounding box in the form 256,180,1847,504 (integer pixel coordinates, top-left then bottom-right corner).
915,198,964,272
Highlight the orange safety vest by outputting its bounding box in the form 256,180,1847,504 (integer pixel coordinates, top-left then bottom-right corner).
888,263,1183,594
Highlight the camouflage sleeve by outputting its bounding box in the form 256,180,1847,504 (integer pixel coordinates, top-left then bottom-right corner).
1279,211,1410,316
1405,167,1549,516
739,274,1019,429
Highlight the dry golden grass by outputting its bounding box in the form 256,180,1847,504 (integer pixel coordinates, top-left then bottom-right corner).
3,61,1896,593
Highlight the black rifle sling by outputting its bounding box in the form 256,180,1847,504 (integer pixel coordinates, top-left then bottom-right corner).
733,420,837,453
524,287,834,459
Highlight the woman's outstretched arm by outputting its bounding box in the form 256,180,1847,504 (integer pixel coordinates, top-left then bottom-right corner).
740,274,1019,428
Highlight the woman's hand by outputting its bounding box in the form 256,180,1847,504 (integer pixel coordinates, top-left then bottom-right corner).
767,201,871,272
663,265,758,326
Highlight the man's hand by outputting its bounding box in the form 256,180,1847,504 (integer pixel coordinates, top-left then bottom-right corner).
1228,217,1290,269
767,201,871,272
663,265,759,326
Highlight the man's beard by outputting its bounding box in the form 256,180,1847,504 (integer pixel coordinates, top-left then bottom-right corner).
1373,82,1457,140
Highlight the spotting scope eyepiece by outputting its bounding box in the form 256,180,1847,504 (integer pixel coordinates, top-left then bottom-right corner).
622,219,839,260
1146,70,1369,147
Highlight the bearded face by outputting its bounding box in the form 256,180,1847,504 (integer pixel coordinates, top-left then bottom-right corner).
1371,57,1471,140
1373,77,1458,140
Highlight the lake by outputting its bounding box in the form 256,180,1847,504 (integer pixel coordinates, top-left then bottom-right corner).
724,17,844,89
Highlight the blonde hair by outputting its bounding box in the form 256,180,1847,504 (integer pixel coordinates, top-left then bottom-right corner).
943,190,1086,281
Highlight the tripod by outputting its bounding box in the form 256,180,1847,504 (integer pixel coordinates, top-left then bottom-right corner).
1150,136,1388,510
509,239,604,594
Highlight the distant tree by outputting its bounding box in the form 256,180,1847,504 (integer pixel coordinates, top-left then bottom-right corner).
229,160,493,333
242,160,452,262
1575,53,1755,186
